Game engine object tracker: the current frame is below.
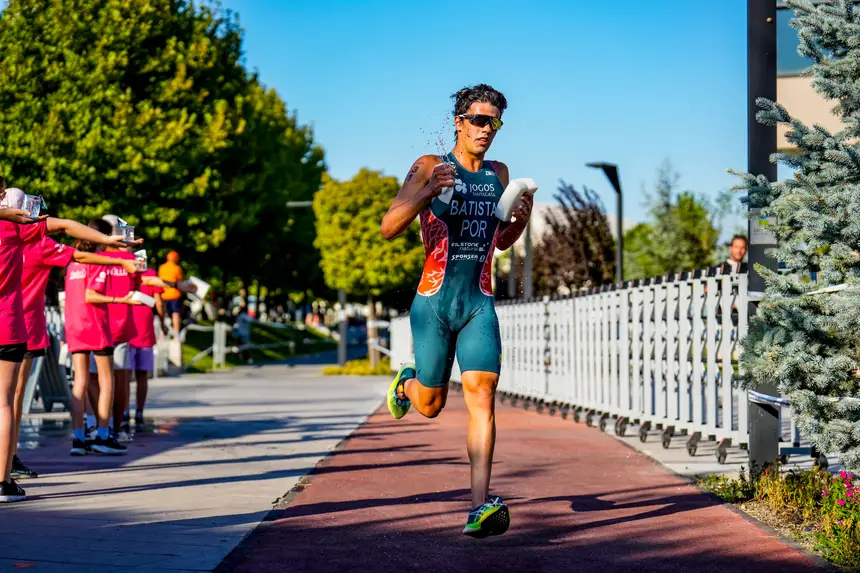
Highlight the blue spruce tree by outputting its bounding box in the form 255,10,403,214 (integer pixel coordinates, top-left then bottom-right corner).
734,0,860,470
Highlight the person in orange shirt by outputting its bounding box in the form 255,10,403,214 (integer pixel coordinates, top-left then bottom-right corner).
158,251,184,335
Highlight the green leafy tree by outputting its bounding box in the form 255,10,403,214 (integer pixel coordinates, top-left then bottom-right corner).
533,182,616,294
313,169,424,366
734,0,860,470
624,162,720,279
0,0,324,293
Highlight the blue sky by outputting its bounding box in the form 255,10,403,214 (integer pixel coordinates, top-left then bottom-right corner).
222,0,753,230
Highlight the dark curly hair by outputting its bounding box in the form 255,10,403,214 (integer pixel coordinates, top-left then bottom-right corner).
451,84,507,117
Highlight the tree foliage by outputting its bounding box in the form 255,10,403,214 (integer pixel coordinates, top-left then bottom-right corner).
314,168,424,366
623,162,720,279
0,0,325,294
532,182,615,294
313,169,424,298
734,0,860,470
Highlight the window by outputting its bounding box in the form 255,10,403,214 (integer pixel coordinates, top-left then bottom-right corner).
777,7,811,77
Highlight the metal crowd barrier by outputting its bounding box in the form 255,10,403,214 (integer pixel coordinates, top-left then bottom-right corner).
22,307,71,414
392,272,761,465
25,307,175,413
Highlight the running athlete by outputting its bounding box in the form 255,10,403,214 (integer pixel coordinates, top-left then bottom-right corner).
380,84,533,537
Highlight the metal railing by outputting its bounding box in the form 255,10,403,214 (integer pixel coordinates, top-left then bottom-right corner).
392,272,754,464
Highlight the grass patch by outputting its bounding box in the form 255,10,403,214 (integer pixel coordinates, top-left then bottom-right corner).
183,321,335,373
323,357,394,376
697,462,860,570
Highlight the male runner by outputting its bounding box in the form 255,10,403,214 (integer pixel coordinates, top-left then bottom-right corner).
380,84,533,537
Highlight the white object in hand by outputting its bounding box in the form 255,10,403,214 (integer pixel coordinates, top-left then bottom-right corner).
495,178,538,222
187,276,210,300
131,291,156,308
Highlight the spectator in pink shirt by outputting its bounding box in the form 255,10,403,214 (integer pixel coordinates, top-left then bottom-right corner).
64,220,144,458
11,234,139,479
0,185,135,502
128,248,168,432
89,217,196,443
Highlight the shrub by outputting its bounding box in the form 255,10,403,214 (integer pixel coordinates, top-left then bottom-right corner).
697,466,756,503
699,462,860,570
323,357,394,376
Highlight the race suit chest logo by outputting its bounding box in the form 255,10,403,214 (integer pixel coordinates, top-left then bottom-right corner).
448,178,497,240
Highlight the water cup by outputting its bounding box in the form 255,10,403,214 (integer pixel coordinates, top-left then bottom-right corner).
134,249,147,272
22,194,42,218
117,217,135,241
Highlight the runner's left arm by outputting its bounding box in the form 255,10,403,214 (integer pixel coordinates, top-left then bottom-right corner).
493,162,534,251
46,217,143,248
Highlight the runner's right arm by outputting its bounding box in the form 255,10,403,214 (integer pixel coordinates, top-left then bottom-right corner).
381,155,452,240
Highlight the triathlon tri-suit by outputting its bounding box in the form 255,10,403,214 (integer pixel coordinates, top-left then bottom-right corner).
410,153,504,387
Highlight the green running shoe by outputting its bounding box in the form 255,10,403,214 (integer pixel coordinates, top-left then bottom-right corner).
387,363,414,419
463,495,511,538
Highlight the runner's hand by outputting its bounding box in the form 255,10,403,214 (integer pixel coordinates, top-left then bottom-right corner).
0,209,48,224
511,192,534,224
161,322,170,336
120,260,138,274
177,280,198,294
423,163,455,200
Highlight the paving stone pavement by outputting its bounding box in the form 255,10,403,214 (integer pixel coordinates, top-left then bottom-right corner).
2,364,389,572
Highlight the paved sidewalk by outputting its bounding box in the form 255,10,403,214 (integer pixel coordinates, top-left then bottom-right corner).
224,388,822,573
1,365,389,572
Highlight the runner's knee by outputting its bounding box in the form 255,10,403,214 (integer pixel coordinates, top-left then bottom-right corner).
461,373,498,410
415,386,447,418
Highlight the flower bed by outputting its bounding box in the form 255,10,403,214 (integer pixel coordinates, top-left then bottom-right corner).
698,463,859,570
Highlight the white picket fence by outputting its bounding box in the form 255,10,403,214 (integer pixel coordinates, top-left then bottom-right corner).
391,272,750,462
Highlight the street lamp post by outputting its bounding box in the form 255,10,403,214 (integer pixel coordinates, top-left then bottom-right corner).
747,0,780,472
586,162,624,286
285,199,347,366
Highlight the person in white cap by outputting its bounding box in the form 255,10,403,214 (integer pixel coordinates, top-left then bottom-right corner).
99,214,196,441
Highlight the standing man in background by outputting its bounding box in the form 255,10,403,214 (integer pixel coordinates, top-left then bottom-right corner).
158,251,184,335
710,235,749,276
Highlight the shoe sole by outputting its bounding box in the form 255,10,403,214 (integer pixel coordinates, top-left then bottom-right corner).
0,495,26,503
463,505,510,538
91,446,126,455
70,448,87,456
11,472,38,479
387,364,414,419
